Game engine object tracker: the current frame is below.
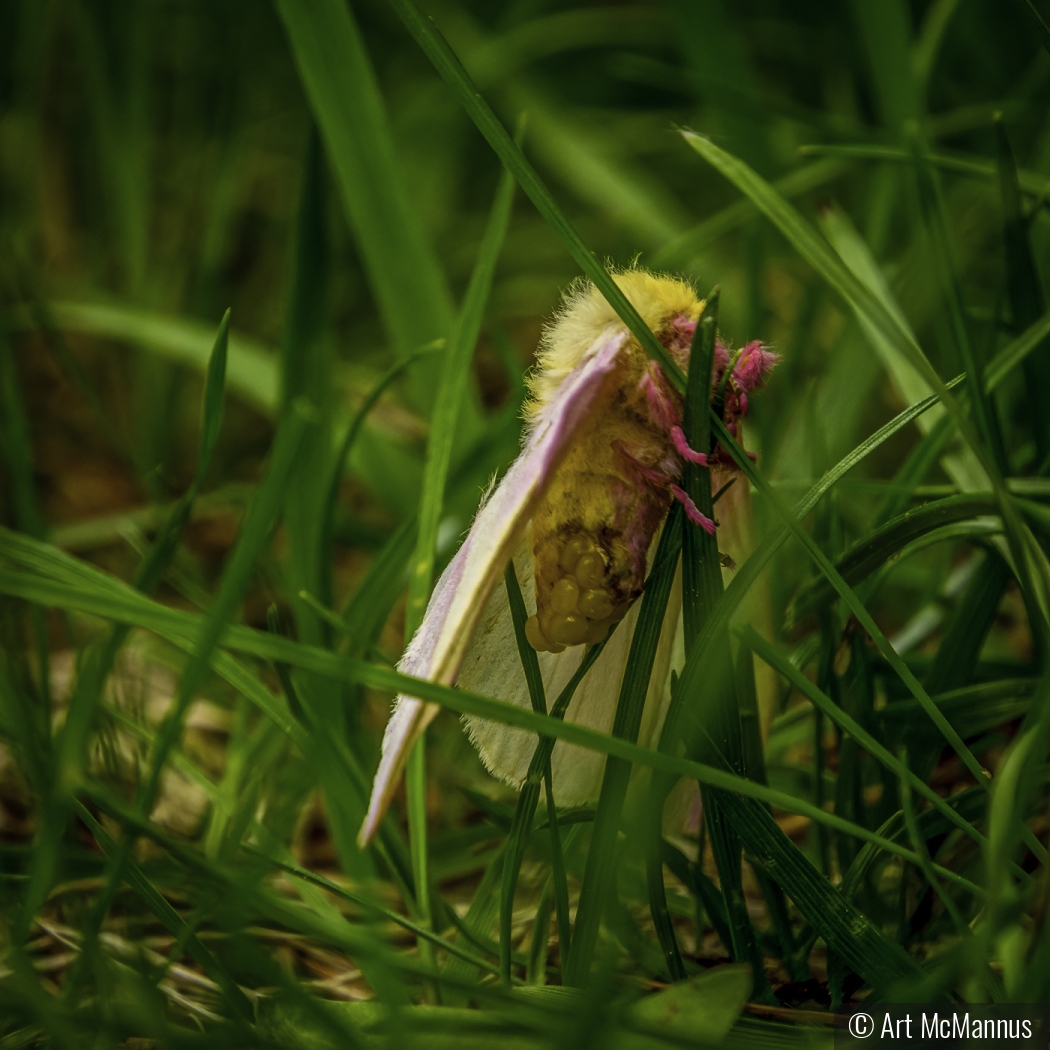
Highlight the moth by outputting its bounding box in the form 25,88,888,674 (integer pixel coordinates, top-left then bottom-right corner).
358,269,776,846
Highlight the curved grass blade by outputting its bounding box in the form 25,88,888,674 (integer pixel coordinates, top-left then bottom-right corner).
45,300,277,416
0,525,997,904
682,129,1050,642
711,417,1049,865
790,493,1000,621
381,0,685,393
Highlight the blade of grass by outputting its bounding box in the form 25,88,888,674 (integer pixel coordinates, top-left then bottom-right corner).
644,303,722,987
996,117,1050,461
278,131,380,883
72,801,254,1023
682,129,1050,642
790,492,1001,620
15,311,230,942
281,129,336,635
742,626,1006,862
500,562,569,986
241,844,511,980
798,142,1050,199
984,310,1050,394
274,0,459,416
402,153,516,976
564,509,683,986
0,551,989,891
1016,0,1050,55
711,416,1049,866
736,642,805,979
42,300,278,417
907,123,1007,471
62,397,313,1003
683,297,766,991
849,0,922,138
382,0,685,394
0,326,50,752
322,347,435,607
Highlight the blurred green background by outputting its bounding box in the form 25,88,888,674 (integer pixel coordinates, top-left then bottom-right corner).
3,0,1050,1040
2,0,1046,620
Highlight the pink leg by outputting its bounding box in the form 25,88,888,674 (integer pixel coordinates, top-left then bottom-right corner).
616,441,677,488
670,484,717,534
670,425,708,466
639,363,681,432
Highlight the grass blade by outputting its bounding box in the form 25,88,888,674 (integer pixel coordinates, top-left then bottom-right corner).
61,398,313,1002
382,0,685,393
742,626,997,859
996,117,1050,460
16,312,230,941
274,0,458,414
500,562,567,985
72,801,255,1023
711,417,1049,869
683,129,1050,643
0,546,991,888
565,511,683,985
402,155,516,970
790,493,1001,620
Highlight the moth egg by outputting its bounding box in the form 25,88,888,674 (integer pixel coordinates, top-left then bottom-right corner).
559,534,594,573
525,615,548,652
550,577,580,614
578,588,614,620
574,551,606,590
546,612,589,647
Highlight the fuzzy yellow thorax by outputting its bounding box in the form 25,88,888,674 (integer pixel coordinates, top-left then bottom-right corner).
523,270,703,652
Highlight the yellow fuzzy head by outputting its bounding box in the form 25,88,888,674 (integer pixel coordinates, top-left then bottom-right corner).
525,269,702,419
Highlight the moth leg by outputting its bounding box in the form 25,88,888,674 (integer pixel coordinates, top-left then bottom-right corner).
670,424,708,466
615,440,677,488
669,484,717,535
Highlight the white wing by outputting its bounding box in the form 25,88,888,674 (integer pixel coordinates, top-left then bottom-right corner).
462,530,683,806
358,328,628,845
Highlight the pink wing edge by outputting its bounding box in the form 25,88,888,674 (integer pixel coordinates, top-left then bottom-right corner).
357,329,627,847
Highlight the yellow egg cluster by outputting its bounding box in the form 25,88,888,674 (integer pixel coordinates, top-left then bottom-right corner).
525,533,630,652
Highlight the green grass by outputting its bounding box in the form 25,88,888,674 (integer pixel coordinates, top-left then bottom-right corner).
2,0,1050,1044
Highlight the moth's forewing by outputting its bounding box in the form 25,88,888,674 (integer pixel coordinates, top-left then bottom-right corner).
358,330,628,846
462,540,683,805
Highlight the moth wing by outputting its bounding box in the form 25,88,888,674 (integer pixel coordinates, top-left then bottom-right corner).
358,329,627,846
462,534,683,806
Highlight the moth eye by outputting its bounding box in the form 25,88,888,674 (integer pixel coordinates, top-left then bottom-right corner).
550,577,580,614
